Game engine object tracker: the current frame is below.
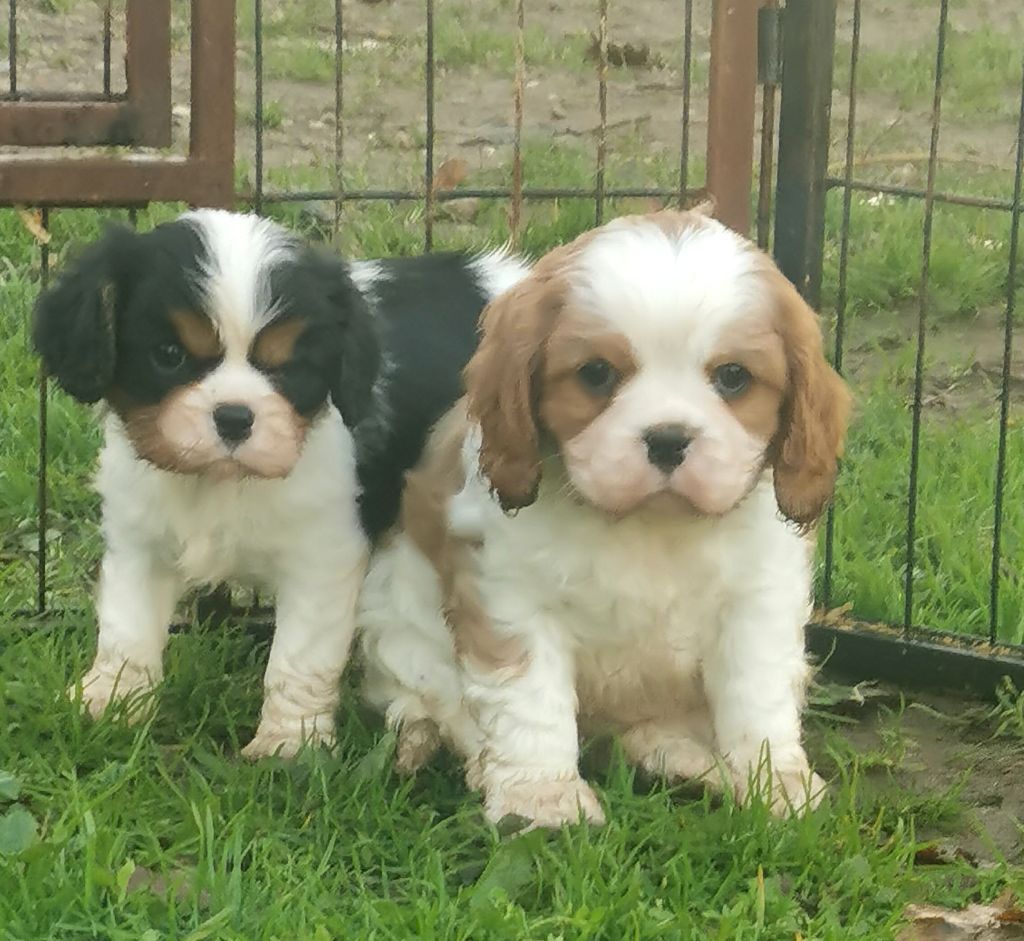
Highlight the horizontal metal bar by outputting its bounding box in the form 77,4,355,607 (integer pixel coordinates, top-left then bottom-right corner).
807,621,1024,699
258,185,709,204
825,176,1016,212
0,100,139,146
0,157,228,207
0,91,127,103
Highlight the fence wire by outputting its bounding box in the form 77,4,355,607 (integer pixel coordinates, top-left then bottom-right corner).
4,0,1022,690
810,0,1024,667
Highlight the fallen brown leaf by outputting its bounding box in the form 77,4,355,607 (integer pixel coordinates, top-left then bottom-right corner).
815,602,854,626
17,208,51,245
436,197,480,224
126,864,211,908
914,842,979,867
431,157,469,193
586,35,665,69
898,895,1024,940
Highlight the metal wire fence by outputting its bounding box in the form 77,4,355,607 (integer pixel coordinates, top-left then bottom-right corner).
780,0,1024,689
1,0,1022,693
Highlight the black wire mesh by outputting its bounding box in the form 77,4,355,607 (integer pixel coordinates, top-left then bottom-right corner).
6,1,1021,685
807,0,1024,655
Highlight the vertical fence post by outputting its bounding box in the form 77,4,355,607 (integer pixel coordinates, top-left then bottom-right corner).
706,0,760,235
773,0,837,307
190,0,236,210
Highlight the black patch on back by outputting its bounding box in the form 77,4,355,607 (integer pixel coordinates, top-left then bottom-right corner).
355,253,492,540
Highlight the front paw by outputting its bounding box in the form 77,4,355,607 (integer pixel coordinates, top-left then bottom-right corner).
68,661,158,723
733,763,826,817
483,772,606,829
241,715,336,759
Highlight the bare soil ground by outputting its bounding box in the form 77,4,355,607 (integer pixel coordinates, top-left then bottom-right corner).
819,687,1024,864
7,1,1018,183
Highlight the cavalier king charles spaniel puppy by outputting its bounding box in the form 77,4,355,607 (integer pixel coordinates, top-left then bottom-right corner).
358,207,851,825
33,208,527,758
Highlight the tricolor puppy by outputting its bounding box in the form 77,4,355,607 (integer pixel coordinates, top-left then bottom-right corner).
358,208,851,825
33,209,527,758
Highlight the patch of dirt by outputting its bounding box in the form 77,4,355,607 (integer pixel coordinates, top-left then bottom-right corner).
4,0,1015,196
842,306,1023,416
812,687,1024,864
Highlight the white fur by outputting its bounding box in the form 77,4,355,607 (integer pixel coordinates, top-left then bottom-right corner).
359,217,826,825
468,248,533,300
75,211,368,757
74,211,525,759
85,408,367,758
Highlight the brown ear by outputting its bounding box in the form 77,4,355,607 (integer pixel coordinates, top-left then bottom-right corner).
770,275,852,528
463,252,568,511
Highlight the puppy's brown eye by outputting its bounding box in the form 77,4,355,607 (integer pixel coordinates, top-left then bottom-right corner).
152,341,187,373
577,357,619,395
712,362,752,399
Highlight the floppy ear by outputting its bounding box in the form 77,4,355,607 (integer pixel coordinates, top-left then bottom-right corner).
464,259,565,512
325,262,382,427
32,224,137,404
770,275,852,528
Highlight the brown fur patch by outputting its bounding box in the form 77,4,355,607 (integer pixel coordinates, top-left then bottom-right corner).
402,402,527,673
252,317,307,370
761,265,852,527
708,319,788,445
110,386,204,473
539,312,638,444
169,309,221,360
463,239,585,511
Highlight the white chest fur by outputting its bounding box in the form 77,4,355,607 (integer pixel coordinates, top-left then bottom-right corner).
97,409,360,588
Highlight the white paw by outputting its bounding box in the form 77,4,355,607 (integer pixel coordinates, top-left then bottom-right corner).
395,718,440,774
68,661,157,723
734,765,826,817
484,773,606,829
241,716,336,760
622,728,718,783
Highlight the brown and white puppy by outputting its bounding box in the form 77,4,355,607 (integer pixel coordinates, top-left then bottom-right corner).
358,207,850,826
34,209,528,757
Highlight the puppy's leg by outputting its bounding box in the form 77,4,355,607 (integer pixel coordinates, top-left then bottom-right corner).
73,546,182,721
620,711,720,785
702,595,824,816
466,625,604,829
242,542,367,759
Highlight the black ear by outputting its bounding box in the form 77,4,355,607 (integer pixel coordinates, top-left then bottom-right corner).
32,224,137,404
326,264,382,428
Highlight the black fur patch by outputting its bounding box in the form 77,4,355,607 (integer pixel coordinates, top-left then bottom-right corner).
355,254,492,540
33,217,382,427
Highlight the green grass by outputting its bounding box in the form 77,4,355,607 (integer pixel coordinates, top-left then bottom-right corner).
3,5,1024,935
2,621,1023,939
834,23,1024,121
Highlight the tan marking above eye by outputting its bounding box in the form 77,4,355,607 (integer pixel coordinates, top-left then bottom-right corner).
169,309,222,359
540,317,639,444
252,317,307,370
707,321,788,393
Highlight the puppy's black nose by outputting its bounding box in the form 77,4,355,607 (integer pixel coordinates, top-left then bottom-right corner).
213,403,254,445
643,424,691,473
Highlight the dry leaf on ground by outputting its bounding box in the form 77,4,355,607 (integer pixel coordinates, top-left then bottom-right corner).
898,892,1024,940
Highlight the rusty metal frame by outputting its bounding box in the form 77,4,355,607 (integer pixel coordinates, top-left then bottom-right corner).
706,0,761,235
0,0,171,147
0,0,235,208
